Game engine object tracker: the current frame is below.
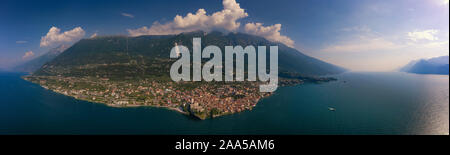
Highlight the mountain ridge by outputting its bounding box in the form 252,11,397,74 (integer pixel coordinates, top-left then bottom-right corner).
25,31,346,119
14,45,69,73
34,31,346,78
400,56,449,75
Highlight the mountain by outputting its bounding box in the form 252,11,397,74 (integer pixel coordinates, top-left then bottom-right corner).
428,56,449,64
400,56,449,75
14,45,69,73
34,31,346,78
399,60,419,72
27,31,346,119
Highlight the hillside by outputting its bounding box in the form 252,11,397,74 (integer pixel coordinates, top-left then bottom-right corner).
14,45,68,73
26,31,345,119
401,56,449,75
34,31,346,78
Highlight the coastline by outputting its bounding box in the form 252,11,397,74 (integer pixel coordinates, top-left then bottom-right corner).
27,78,266,120
21,74,335,120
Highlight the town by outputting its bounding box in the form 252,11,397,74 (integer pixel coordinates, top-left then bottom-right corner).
24,75,274,119
170,38,279,92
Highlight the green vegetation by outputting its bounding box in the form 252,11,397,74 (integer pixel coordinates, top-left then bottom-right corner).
26,31,344,120
34,31,345,79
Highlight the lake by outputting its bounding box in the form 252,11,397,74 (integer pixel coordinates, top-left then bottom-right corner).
0,72,448,135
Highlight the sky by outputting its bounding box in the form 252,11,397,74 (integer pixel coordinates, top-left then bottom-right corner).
1,0,449,71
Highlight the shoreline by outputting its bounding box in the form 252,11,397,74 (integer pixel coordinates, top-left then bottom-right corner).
22,75,334,120
33,81,263,120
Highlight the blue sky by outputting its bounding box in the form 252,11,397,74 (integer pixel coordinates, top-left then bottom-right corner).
1,0,449,71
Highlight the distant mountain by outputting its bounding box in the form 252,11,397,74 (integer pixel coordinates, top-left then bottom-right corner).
400,56,449,75
14,45,69,73
427,56,449,65
34,31,346,77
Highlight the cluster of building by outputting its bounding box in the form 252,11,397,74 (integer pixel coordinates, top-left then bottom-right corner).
24,75,272,118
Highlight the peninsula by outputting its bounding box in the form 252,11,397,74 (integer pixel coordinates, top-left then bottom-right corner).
23,31,344,119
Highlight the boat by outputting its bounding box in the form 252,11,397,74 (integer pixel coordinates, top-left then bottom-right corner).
328,107,336,111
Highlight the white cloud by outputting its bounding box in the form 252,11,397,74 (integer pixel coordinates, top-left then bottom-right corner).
442,0,449,5
321,36,401,52
244,22,294,47
419,40,449,49
16,41,27,44
40,26,85,47
408,29,439,42
90,33,98,38
127,0,248,36
121,13,134,18
127,0,294,47
341,26,372,33
22,51,34,59
321,28,448,53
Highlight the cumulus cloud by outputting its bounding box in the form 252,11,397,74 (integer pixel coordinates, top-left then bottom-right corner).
22,51,34,59
40,26,85,47
121,13,134,18
244,22,294,47
408,29,439,42
127,0,294,47
127,0,248,36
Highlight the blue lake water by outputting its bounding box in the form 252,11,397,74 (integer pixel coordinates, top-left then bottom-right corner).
0,72,448,135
